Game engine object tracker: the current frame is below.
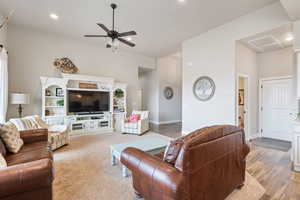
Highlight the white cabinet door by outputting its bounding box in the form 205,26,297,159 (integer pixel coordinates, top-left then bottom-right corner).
262,79,293,141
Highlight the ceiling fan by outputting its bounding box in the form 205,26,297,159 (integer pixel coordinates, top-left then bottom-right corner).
84,3,137,50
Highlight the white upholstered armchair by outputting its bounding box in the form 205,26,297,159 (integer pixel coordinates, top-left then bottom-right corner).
122,111,149,135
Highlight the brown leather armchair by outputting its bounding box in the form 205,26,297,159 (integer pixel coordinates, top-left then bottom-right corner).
0,129,54,200
121,125,250,200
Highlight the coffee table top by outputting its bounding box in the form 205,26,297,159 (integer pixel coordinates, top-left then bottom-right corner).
110,137,169,158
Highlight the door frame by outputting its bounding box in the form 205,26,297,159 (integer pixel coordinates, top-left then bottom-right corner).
258,76,293,138
236,73,250,140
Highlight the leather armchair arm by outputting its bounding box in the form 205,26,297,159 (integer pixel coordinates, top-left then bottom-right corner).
121,147,185,199
0,159,53,198
20,129,48,144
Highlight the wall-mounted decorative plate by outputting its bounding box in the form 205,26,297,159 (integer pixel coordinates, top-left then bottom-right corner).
164,87,174,100
193,76,215,101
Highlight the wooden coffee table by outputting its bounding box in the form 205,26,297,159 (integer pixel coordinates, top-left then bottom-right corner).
110,137,169,177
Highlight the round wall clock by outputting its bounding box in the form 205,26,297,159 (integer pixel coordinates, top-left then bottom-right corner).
193,76,216,101
164,87,174,100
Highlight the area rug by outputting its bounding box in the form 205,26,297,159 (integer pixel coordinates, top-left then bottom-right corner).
53,132,265,200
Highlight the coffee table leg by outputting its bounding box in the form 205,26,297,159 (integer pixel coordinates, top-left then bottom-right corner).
122,165,129,177
111,154,117,166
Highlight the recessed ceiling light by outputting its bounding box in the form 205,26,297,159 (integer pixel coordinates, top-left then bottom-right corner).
126,37,132,41
178,0,186,3
285,34,294,42
50,13,59,20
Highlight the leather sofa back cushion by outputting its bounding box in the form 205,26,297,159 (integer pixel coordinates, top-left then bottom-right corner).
0,137,6,156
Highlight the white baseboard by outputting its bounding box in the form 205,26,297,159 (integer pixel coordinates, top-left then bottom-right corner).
150,120,182,125
248,132,260,141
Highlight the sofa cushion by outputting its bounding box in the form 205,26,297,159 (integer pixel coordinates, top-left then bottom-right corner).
124,122,138,129
5,141,52,166
0,122,24,153
163,126,211,165
0,153,7,169
0,137,6,156
163,138,184,165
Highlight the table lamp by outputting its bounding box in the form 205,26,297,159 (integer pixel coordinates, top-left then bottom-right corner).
10,93,30,118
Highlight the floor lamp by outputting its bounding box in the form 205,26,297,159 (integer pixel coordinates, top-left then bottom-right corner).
10,93,30,118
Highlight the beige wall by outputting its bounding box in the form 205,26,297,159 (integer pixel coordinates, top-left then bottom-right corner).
0,14,7,47
139,54,182,124
258,47,294,78
7,25,156,119
157,55,182,124
182,2,290,134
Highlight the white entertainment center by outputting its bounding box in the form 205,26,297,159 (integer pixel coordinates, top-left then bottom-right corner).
40,74,127,136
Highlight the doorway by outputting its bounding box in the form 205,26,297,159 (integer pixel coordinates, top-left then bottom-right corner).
259,77,293,141
237,74,249,139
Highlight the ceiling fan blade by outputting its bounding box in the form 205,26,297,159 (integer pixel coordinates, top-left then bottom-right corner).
118,38,135,47
118,31,137,37
84,35,108,37
97,23,110,33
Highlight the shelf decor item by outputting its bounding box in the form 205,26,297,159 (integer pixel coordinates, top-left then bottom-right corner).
56,99,64,107
56,88,64,97
114,89,124,98
10,93,30,118
79,82,97,89
193,76,216,101
164,87,174,100
45,89,51,96
53,57,78,74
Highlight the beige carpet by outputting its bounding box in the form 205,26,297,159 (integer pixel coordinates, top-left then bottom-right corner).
53,132,265,200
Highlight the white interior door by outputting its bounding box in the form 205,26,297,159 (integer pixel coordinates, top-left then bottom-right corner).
261,78,293,141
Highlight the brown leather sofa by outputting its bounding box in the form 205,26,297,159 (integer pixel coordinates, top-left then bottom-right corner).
121,125,250,200
0,129,54,200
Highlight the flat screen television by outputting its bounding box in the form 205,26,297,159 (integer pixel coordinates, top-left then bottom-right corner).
68,90,110,114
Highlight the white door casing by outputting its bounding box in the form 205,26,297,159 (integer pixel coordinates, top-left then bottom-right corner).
236,74,249,140
260,77,293,141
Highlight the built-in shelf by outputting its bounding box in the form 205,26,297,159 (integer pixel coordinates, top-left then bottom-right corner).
45,96,64,99
45,106,64,108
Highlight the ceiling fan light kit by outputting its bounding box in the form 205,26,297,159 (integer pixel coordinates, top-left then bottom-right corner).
85,3,137,52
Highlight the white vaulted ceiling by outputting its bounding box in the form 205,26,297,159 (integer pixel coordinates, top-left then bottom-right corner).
0,0,278,57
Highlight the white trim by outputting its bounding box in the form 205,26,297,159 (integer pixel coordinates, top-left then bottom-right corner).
159,120,182,125
150,120,182,125
236,73,250,140
259,75,292,82
150,120,160,125
259,76,293,139
248,132,260,141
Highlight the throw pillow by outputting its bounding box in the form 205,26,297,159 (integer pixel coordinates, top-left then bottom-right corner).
0,137,6,156
0,153,7,169
129,114,141,123
163,138,184,165
0,122,24,153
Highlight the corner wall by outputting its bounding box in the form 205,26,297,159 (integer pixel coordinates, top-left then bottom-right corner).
236,42,259,138
182,2,291,134
157,55,182,124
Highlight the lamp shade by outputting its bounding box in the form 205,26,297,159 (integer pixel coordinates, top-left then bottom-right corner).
10,93,30,105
